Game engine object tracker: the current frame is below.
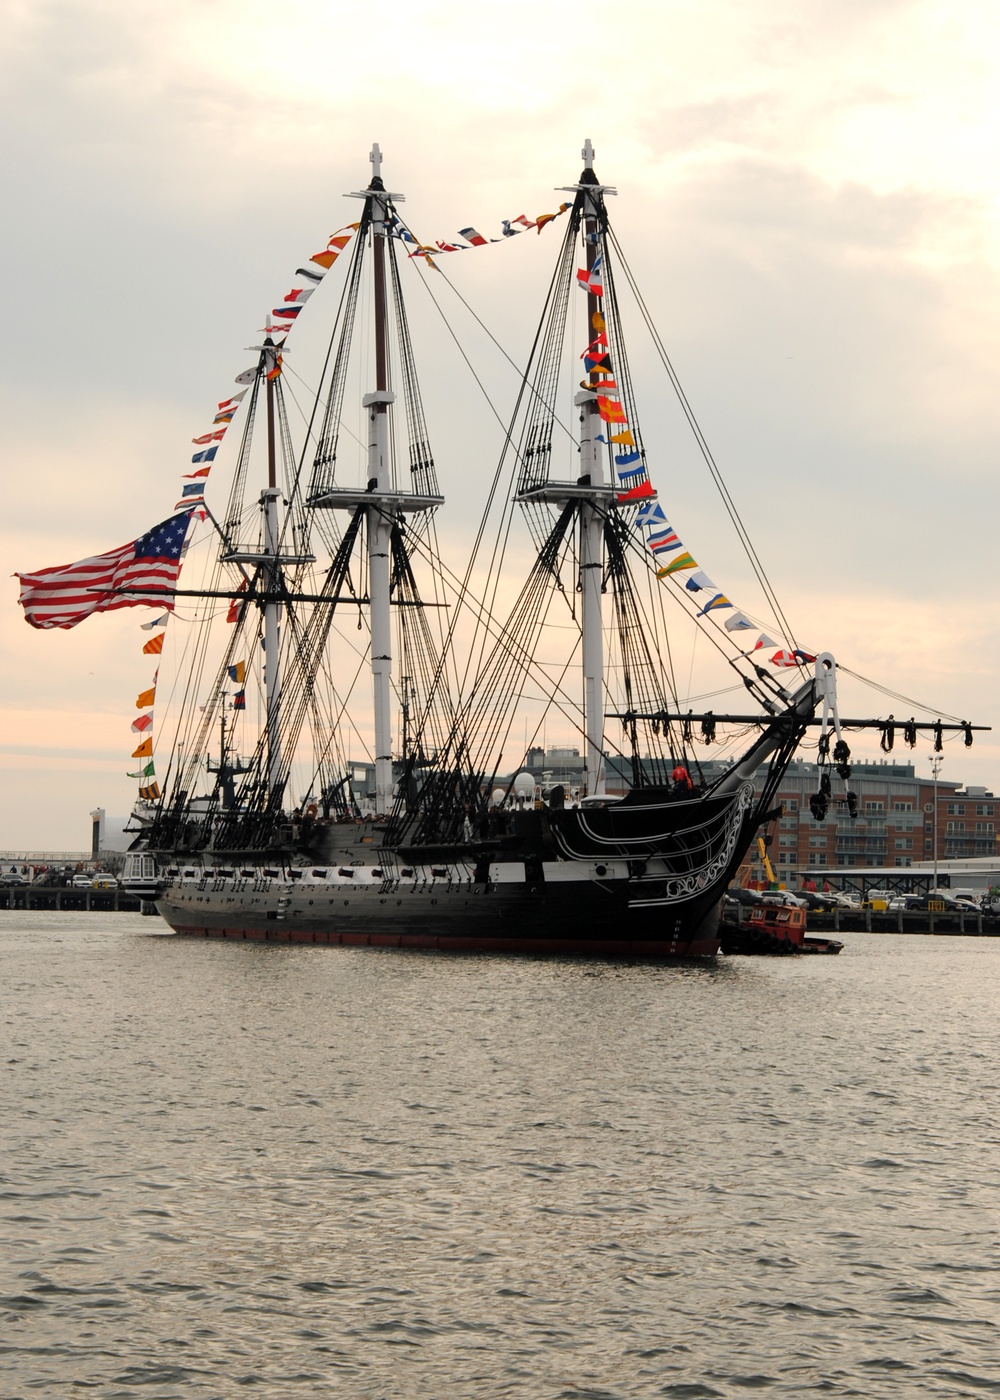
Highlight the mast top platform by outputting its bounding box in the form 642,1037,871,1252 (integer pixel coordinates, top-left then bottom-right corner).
347,141,405,204
559,138,616,199
247,322,290,351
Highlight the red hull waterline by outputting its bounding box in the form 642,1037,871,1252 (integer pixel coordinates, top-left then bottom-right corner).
169,923,719,959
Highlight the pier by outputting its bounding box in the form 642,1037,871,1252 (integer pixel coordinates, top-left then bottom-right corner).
724,907,997,937
0,885,144,913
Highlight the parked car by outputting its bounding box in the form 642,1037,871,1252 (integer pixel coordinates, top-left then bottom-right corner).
824,892,859,910
927,891,977,912
761,890,807,909
801,889,857,910
726,887,765,907
798,891,849,913
70,872,117,889
890,893,969,913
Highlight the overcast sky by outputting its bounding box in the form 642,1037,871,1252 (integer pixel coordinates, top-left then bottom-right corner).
2,0,998,850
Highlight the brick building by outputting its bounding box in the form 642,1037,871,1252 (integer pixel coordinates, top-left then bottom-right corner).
713,758,997,885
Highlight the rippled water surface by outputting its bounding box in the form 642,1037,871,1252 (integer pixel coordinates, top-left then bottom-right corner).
2,912,1000,1398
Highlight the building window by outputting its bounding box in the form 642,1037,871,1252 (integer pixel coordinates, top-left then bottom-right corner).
895,838,912,850
946,821,966,833
782,799,798,812
976,804,994,817
975,822,994,834
947,803,966,816
894,857,913,867
864,801,885,812
778,835,797,847
807,853,826,865
808,837,827,848
892,801,913,812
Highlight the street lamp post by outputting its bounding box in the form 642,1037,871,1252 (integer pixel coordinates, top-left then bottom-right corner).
929,754,943,893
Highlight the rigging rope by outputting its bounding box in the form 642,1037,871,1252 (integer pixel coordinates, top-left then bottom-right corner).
836,665,966,724
606,226,800,654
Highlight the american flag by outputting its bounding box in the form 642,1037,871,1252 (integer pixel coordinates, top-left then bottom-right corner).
16,511,192,630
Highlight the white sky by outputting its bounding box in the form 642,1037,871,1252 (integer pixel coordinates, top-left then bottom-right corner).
2,0,998,849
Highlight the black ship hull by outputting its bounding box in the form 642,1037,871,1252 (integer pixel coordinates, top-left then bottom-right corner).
153,877,724,958
129,781,761,960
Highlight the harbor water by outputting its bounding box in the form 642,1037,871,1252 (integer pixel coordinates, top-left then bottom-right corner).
2,911,998,1398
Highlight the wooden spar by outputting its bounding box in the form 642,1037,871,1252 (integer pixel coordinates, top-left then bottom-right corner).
96,585,447,606
604,712,988,733
579,137,606,797
266,346,277,491
365,143,396,814
373,204,388,395
262,340,283,799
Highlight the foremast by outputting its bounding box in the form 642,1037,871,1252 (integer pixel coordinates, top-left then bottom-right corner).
363,143,396,814
574,138,612,797
514,138,619,798
262,340,283,799
310,144,445,815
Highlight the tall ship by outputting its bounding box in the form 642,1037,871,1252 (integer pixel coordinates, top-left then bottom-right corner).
20,143,981,956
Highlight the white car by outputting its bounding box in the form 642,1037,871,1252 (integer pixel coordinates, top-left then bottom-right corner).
825,893,859,910
760,890,807,909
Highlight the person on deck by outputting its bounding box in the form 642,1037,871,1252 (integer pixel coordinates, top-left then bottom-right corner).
671,765,693,797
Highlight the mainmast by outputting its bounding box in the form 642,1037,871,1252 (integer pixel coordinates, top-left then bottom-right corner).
262,334,283,799
364,142,397,815
576,138,607,797
309,144,444,817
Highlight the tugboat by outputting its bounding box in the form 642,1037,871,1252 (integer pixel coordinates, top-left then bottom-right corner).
720,903,844,956
720,836,843,954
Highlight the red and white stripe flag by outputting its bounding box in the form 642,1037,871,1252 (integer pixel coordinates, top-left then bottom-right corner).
16,512,191,630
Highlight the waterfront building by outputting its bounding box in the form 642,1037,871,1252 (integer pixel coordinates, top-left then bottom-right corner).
706,758,996,885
